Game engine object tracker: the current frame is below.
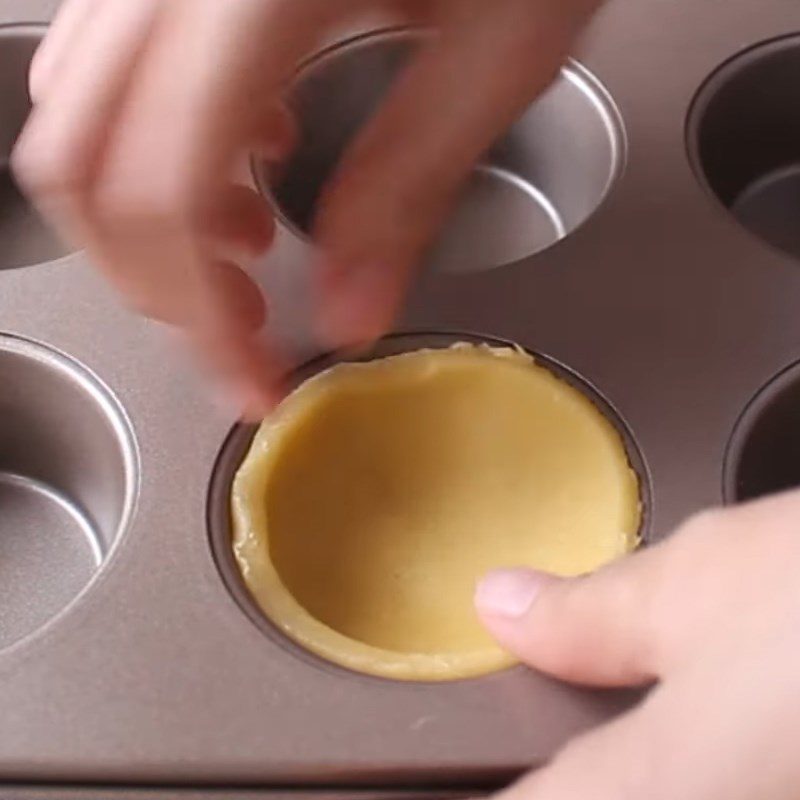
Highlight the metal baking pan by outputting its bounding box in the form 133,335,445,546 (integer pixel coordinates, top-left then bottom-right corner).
1,0,800,795
3,789,479,800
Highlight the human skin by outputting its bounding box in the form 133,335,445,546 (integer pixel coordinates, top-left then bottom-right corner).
475,489,800,800
12,0,598,417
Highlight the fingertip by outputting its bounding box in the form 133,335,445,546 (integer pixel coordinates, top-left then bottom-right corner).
213,370,285,422
474,568,589,677
192,315,288,424
205,261,268,332
315,261,394,351
475,568,555,621
245,377,288,420
239,360,291,421
240,395,277,422
315,308,383,354
202,187,276,266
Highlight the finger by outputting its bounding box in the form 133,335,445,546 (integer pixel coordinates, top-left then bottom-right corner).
491,700,662,800
18,0,322,408
80,0,360,408
201,260,267,333
474,555,666,687
200,184,275,263
196,331,289,421
36,182,271,326
313,0,594,348
474,490,800,687
251,101,298,162
143,0,365,196
316,255,413,352
188,263,288,419
28,0,98,102
13,0,161,235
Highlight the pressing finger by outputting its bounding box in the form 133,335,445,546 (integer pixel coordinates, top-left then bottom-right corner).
313,0,596,348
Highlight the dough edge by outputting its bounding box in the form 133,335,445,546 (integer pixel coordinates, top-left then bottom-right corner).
230,343,641,681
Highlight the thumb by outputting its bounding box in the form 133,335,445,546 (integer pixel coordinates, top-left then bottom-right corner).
474,546,674,687
474,496,799,687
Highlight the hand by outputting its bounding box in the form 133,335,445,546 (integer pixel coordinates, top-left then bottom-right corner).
13,0,599,417
475,490,800,800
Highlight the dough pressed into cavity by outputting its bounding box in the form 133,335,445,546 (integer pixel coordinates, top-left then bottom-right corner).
231,344,641,681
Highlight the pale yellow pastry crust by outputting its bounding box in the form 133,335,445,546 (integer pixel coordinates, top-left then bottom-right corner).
231,345,641,681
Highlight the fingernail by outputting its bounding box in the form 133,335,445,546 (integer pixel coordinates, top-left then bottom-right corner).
318,263,391,349
475,568,548,619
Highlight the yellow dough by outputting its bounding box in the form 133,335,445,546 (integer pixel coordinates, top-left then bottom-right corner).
231,345,641,681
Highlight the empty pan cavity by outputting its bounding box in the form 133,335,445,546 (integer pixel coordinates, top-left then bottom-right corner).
0,335,138,649
688,35,800,260
255,29,626,274
724,360,800,503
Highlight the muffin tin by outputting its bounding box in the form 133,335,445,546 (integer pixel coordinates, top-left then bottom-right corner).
261,30,625,275
2,0,800,796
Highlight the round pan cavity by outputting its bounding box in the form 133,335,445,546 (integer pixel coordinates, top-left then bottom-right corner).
255,29,625,274
209,332,650,681
0,335,138,649
688,35,800,261
724,360,800,503
0,24,73,270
